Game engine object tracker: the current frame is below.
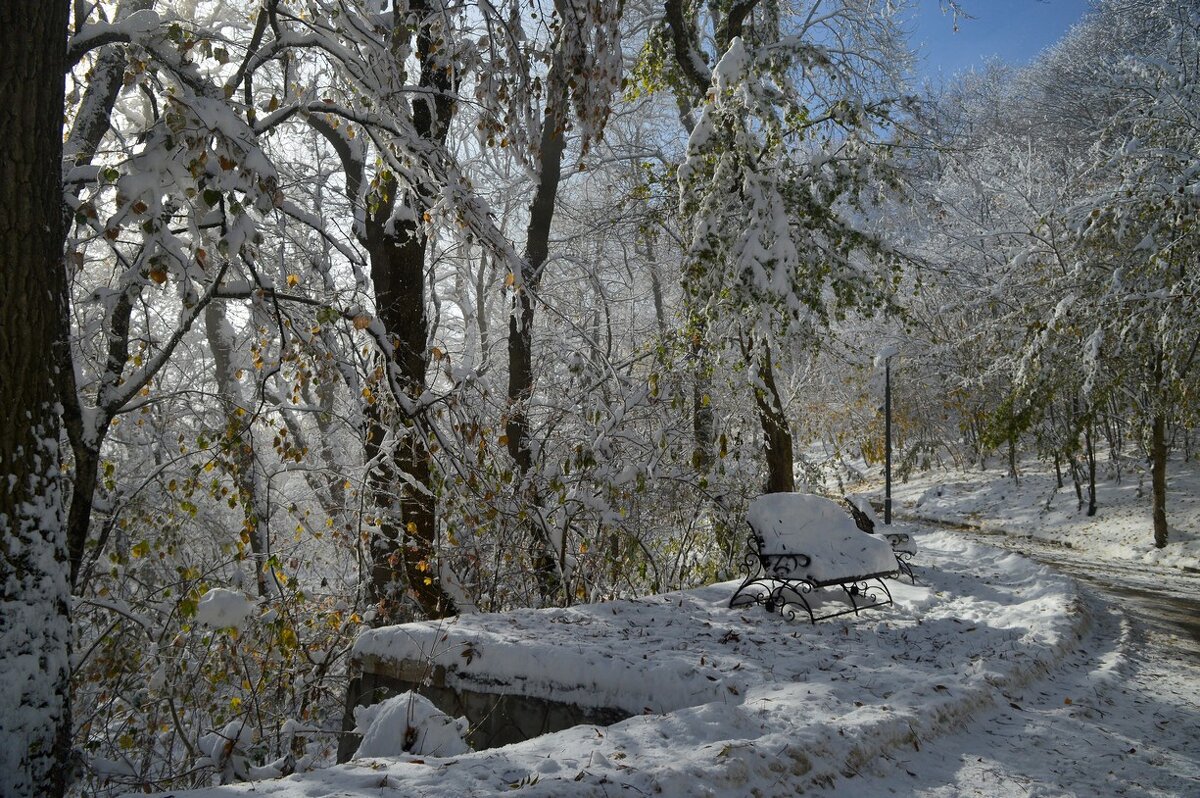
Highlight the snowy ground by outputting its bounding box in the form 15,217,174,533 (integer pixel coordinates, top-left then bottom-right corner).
130,461,1200,797
880,456,1200,573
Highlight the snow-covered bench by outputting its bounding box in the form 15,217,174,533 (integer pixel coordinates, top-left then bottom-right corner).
729,493,900,624
845,495,918,583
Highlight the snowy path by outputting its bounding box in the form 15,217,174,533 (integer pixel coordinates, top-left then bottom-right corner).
965,530,1200,657
816,580,1200,797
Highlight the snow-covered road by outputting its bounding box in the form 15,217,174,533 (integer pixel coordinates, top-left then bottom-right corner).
976,532,1200,657
810,522,1200,797
819,588,1200,796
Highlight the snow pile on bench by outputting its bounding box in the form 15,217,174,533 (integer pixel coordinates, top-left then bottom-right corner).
748,492,898,581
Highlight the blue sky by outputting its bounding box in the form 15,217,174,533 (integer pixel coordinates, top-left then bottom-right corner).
907,0,1095,82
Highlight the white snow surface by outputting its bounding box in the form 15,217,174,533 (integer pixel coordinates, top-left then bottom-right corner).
353,692,470,758
746,492,898,580
137,529,1090,796
194,587,255,629
890,457,1200,573
129,461,1200,797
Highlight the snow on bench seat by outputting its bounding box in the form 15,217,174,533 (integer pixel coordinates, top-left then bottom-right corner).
731,493,900,622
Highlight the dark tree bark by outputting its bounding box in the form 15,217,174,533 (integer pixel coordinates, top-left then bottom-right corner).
1084,417,1097,517
505,52,570,604
1151,411,1168,548
664,0,798,494
1150,346,1170,549
749,342,795,494
0,3,73,795
315,2,460,621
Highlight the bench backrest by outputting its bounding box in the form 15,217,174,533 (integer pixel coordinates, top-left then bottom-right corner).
747,493,898,583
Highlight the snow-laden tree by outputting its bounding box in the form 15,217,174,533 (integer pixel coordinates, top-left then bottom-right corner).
663,0,909,494
1056,0,1200,546
899,0,1199,547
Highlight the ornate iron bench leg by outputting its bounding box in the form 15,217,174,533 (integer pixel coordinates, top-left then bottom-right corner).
840,577,894,616
775,582,817,624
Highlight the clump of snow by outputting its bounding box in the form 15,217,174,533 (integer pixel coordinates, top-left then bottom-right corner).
353,692,471,758
195,587,255,629
748,492,898,579
713,37,750,91
197,719,255,783
686,105,714,153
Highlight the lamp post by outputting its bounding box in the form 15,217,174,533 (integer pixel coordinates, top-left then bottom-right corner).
884,355,892,525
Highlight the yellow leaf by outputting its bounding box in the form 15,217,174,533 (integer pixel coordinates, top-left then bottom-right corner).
286,273,299,287
504,272,515,288
423,577,432,585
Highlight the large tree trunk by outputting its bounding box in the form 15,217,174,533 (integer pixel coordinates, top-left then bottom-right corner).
205,303,273,596
357,3,461,622
1151,411,1168,549
504,50,570,605
0,3,73,795
1149,349,1169,549
363,215,457,620
1084,417,1097,517
750,343,795,494
308,2,462,622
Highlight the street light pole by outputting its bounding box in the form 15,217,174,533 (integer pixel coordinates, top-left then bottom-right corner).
885,355,892,525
